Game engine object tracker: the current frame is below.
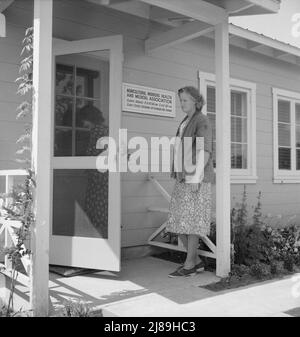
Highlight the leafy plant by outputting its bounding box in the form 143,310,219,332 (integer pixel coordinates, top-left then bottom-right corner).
0,170,35,315
230,264,251,278
252,191,264,227
230,187,300,270
270,260,284,275
250,262,271,280
283,254,295,272
231,185,250,265
15,27,34,164
0,27,35,316
61,300,99,317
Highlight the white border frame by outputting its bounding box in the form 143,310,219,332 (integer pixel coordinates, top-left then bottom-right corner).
273,87,300,184
198,71,257,184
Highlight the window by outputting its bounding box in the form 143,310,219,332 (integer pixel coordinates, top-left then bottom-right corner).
55,63,102,157
198,71,257,184
273,88,300,183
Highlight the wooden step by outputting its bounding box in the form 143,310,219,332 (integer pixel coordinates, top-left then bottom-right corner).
147,207,169,214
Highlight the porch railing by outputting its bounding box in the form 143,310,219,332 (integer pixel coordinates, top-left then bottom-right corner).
147,174,216,259
0,169,30,287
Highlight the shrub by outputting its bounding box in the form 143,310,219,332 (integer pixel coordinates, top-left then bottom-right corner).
270,260,285,275
200,186,300,274
250,262,271,279
230,187,300,270
283,254,295,272
61,300,96,317
230,264,251,278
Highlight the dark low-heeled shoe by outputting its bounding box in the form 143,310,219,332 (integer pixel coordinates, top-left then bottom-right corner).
168,266,197,278
177,260,205,273
195,261,205,272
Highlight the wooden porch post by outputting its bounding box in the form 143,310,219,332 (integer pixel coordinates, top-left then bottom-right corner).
0,13,6,37
215,20,231,277
30,0,53,316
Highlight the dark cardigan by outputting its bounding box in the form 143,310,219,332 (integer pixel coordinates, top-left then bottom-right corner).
171,110,216,184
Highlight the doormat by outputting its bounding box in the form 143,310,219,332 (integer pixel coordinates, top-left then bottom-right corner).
49,265,98,277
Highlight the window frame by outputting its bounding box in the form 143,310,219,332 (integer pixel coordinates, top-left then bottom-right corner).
273,87,300,183
54,62,102,157
198,71,257,184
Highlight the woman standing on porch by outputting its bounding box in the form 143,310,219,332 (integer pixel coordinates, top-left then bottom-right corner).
166,86,216,278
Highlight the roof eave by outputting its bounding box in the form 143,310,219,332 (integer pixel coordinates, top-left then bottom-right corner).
236,0,280,16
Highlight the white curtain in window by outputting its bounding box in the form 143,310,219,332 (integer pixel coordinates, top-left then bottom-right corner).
206,87,248,169
278,99,291,170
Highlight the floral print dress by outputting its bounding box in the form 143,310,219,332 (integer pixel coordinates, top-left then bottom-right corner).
84,124,109,239
165,117,212,236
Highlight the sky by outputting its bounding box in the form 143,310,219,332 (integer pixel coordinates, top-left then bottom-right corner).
229,0,300,48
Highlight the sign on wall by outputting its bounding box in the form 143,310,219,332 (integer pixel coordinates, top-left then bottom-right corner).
122,83,176,118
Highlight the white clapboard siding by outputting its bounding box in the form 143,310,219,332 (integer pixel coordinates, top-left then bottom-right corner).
121,228,160,247
121,195,169,213
0,102,24,122
0,62,19,82
0,121,27,142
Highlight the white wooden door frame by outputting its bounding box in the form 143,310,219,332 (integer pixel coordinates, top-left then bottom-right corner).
50,35,123,271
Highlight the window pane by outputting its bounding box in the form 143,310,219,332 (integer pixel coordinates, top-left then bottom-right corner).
296,104,300,125
56,64,74,96
55,128,72,157
278,100,291,123
76,67,100,99
75,100,109,157
75,130,91,157
0,176,5,194
231,116,247,143
74,50,109,99
76,99,104,127
278,123,291,147
231,143,247,169
52,169,108,239
296,125,300,148
55,96,73,127
212,140,216,168
208,87,249,170
231,91,247,117
297,149,300,170
207,113,216,141
207,86,216,113
278,148,291,170
75,99,108,157
54,50,110,158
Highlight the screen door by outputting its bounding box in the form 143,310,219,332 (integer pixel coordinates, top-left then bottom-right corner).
50,36,123,271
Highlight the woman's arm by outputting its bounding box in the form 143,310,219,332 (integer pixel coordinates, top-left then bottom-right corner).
185,149,209,184
185,116,213,186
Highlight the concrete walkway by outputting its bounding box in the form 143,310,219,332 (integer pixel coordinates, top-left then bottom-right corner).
49,256,300,317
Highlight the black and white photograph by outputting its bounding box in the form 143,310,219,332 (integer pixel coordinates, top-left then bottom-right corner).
0,0,299,322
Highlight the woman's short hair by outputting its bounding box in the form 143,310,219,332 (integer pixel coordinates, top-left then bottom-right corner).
79,104,105,125
178,86,206,112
